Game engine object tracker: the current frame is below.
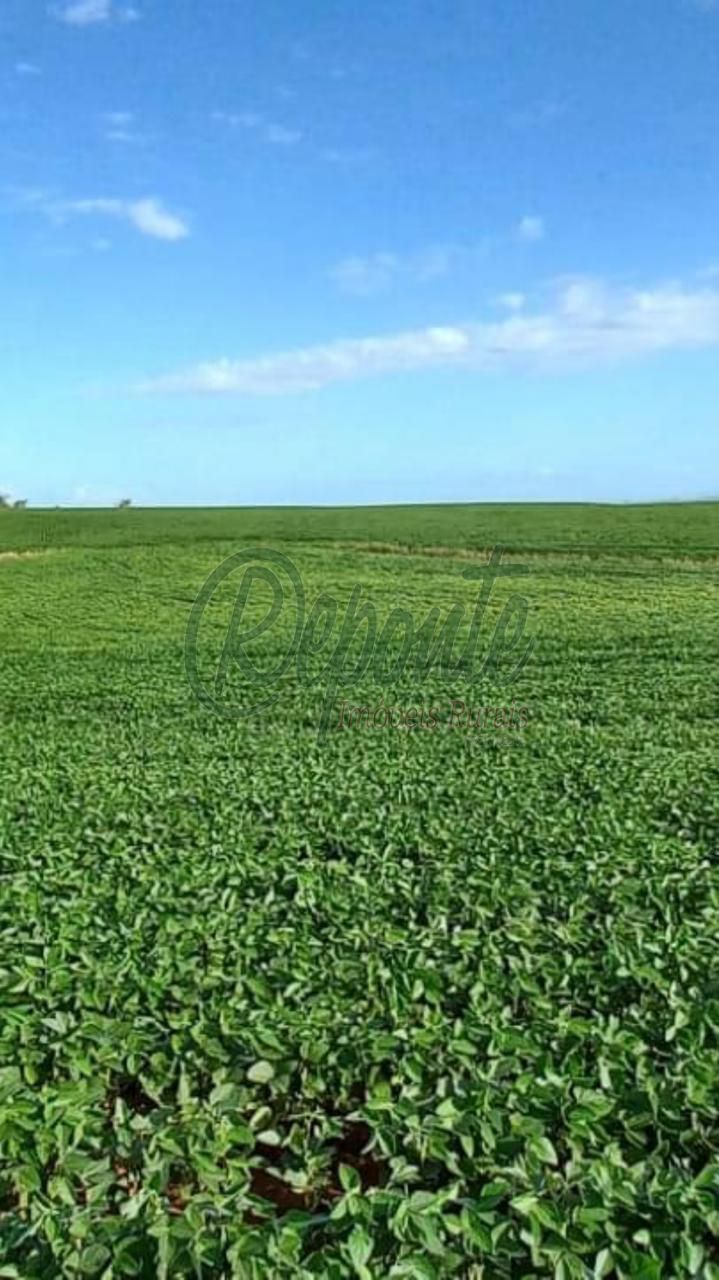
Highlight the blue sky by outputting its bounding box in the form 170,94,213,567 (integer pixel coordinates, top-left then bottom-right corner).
2,0,719,506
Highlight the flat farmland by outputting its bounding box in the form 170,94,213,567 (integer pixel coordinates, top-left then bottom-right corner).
1,504,718,1278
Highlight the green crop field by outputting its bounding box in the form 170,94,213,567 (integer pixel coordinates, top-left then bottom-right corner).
1,503,718,1279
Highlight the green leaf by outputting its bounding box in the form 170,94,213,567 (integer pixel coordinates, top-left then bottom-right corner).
348,1224,374,1270
339,1163,362,1193
247,1060,275,1084
256,1128,282,1146
594,1248,614,1278
80,1244,112,1275
531,1134,559,1165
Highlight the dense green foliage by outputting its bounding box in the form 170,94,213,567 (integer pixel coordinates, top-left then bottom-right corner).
1,501,718,557
1,504,718,1278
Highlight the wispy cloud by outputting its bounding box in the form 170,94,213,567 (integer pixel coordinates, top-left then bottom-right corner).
331,243,489,296
15,61,41,75
100,110,143,143
331,253,398,296
69,197,188,240
211,110,302,146
52,0,140,25
518,215,545,242
142,327,471,395
321,146,377,168
103,110,134,127
14,190,189,241
332,222,540,296
495,292,526,312
139,277,719,395
331,246,458,296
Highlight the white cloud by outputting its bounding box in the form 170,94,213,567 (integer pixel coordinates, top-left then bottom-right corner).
331,243,484,295
16,61,41,75
518,215,545,242
54,0,109,22
264,123,302,145
496,292,526,312
332,220,546,298
53,0,139,25
142,327,472,394
100,110,141,143
331,253,401,296
29,194,189,241
139,276,719,395
321,146,376,167
211,110,302,146
411,245,459,281
126,198,187,240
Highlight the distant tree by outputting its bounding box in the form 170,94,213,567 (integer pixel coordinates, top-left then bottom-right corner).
0,494,9,509
13,499,27,510
116,498,133,509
